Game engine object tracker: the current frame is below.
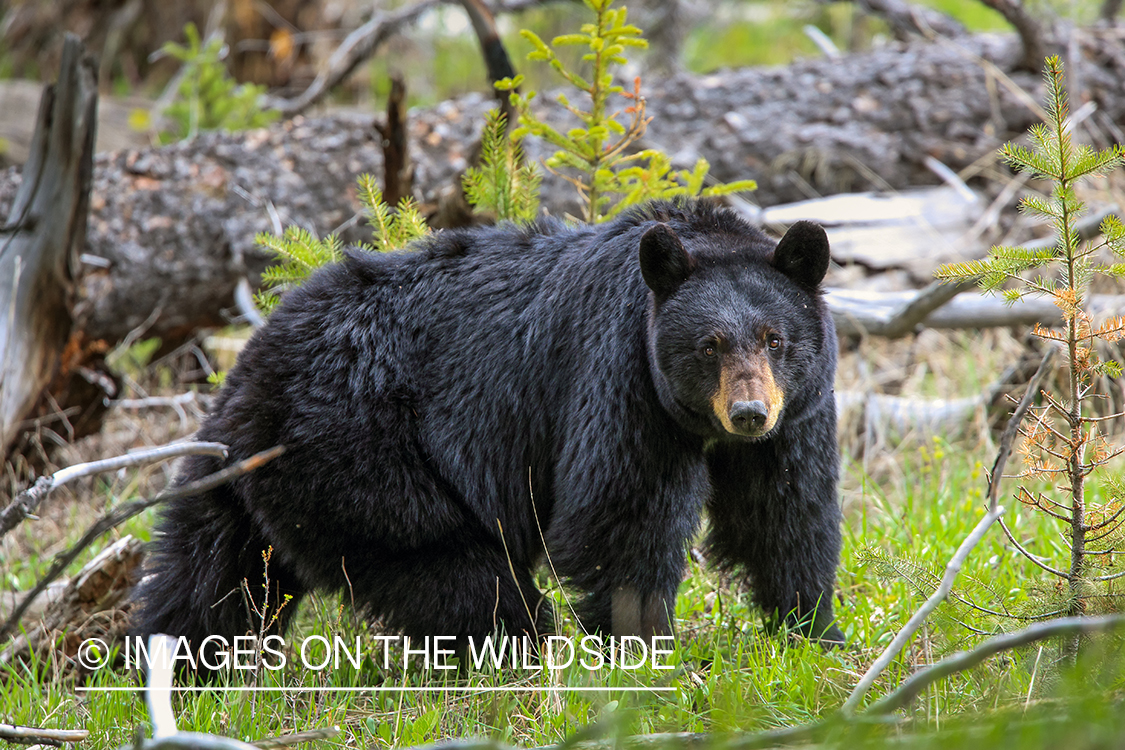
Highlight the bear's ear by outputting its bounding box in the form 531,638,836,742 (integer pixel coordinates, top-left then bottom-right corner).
773,221,831,289
640,223,694,298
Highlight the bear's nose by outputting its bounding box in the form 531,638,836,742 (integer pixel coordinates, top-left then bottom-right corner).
730,400,768,433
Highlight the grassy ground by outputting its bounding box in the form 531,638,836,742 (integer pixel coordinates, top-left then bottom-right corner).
3,331,1124,749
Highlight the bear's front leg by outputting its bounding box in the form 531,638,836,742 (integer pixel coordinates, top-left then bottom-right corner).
705,414,844,646
546,446,709,640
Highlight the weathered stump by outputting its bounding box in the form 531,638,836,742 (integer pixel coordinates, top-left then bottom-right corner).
0,36,108,462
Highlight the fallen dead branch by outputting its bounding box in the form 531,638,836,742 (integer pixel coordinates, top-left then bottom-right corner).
0,722,90,745
826,204,1121,338
513,611,1125,750
842,506,1008,714
0,440,228,537
828,289,1125,339
865,613,1125,715
0,445,284,641
841,347,1056,715
0,535,142,677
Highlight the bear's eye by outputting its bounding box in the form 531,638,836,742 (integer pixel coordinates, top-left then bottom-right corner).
701,335,725,358
767,334,783,351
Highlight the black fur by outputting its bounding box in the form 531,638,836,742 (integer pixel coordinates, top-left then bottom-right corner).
131,199,844,671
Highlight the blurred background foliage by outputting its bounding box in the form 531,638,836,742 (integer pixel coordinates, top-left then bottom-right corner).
0,0,1107,111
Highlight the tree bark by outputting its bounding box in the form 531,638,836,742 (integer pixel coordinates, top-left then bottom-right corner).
0,36,103,460
374,74,413,206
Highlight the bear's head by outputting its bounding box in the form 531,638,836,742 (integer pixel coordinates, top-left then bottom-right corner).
641,218,833,442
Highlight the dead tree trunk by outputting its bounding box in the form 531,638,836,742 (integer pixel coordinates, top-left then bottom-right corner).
0,36,109,463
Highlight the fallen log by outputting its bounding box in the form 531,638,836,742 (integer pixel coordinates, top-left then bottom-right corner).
828,289,1125,338
0,535,142,680
1,32,1123,348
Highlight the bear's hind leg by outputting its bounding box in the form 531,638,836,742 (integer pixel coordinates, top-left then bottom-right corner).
350,538,552,651
131,470,307,676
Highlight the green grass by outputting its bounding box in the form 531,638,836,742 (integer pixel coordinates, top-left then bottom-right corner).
4,440,1124,748
680,0,1012,73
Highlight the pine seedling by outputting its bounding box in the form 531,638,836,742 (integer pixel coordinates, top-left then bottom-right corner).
159,23,277,143
463,109,542,222
353,173,430,253
255,175,429,314
254,228,345,314
496,0,755,223
935,56,1125,656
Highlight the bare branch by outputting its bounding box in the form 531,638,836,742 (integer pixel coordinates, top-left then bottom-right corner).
998,516,1070,577
1091,568,1125,582
841,503,1006,715
266,1,442,117
865,614,1125,715
0,446,284,641
842,348,1056,715
0,441,228,539
977,0,1048,72
0,723,89,745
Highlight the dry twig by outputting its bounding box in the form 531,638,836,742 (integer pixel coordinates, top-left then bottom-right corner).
0,446,284,640
0,723,89,746
0,441,228,538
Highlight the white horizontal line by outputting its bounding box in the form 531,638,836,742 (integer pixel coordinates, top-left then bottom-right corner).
76,686,675,693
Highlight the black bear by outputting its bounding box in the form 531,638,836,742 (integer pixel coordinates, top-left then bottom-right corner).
131,199,844,667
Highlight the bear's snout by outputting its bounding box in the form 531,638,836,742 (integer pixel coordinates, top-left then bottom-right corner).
729,400,769,434
712,357,785,438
